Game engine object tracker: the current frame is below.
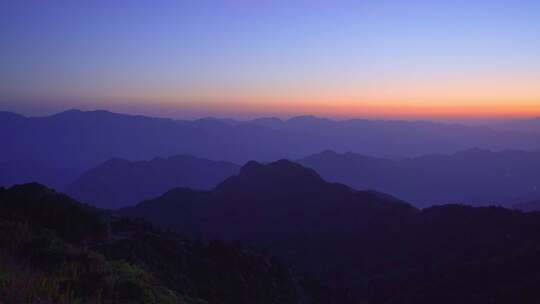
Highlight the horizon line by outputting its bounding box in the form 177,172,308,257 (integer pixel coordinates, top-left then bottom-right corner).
2,107,539,125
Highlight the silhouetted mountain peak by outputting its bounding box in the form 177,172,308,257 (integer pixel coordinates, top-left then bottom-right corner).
250,117,285,128
50,109,84,117
48,109,125,122
216,160,326,194
239,160,265,175
241,159,322,179
287,115,332,125
287,115,322,122
193,117,231,128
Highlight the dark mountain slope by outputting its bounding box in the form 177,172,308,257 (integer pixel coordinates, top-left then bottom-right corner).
0,182,108,242
121,160,419,297
122,160,540,303
298,149,540,207
122,160,415,245
365,204,540,304
0,183,346,304
67,155,240,209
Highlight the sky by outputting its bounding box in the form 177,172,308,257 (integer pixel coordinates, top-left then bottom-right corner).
1,0,539,120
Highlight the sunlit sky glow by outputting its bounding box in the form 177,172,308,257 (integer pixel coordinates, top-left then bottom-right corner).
1,0,539,119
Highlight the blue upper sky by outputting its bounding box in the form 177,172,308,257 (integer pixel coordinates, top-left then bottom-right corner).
1,0,539,119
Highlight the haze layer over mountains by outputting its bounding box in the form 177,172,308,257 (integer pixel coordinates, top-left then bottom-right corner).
299,149,540,207
2,109,540,208
2,109,539,169
67,155,239,209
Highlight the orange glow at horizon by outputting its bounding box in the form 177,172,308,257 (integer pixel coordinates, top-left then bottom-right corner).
113,75,540,119
6,74,540,119
116,97,540,119
78,68,533,118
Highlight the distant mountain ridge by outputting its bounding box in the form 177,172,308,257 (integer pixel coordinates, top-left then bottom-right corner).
67,155,240,209
490,117,540,133
2,109,540,171
298,148,540,207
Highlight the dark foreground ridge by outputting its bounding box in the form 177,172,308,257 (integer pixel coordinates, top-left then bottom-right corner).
0,183,349,304
123,160,540,303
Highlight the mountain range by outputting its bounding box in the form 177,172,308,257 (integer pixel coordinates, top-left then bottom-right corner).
298,149,540,207
120,160,540,303
66,155,240,209
60,147,540,210
2,109,540,183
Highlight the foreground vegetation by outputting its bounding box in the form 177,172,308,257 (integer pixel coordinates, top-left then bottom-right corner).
0,183,345,304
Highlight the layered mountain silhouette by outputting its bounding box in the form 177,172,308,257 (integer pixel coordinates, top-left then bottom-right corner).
5,109,540,302
67,155,240,209
0,183,348,304
121,159,415,242
2,110,540,172
298,149,540,207
121,160,540,303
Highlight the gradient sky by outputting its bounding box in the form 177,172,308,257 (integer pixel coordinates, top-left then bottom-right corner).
1,0,539,119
